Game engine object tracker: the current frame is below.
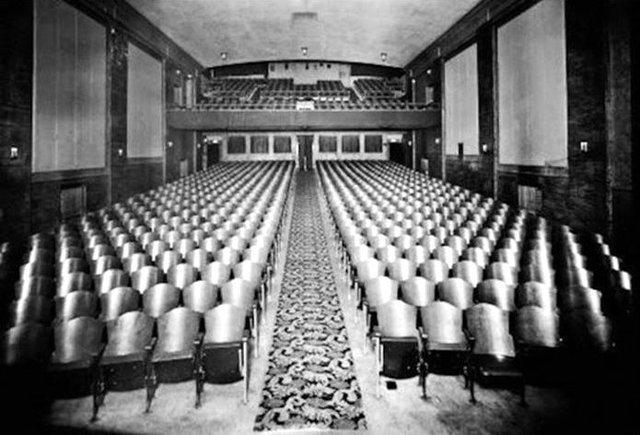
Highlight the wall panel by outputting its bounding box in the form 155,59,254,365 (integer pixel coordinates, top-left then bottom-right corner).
498,0,568,167
33,0,106,172
444,44,479,156
127,43,163,158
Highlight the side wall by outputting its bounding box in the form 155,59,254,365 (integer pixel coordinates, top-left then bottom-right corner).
407,0,632,262
0,0,201,243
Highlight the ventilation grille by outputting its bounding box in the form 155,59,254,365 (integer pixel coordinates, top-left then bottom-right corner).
518,185,542,212
60,185,86,219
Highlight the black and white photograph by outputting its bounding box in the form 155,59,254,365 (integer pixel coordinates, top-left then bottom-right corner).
0,0,638,433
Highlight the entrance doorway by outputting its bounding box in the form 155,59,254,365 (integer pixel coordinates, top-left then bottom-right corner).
206,141,220,167
389,141,404,165
297,135,313,171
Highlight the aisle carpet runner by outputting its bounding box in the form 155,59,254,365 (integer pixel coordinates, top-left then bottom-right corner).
254,171,366,431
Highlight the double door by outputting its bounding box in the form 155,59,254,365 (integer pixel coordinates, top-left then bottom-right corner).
297,135,313,171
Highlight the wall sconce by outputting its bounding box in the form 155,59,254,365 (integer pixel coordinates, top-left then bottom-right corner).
117,148,124,157
426,69,432,75
481,143,489,153
380,52,388,63
435,138,440,145
301,46,308,56
220,51,227,60
579,141,589,153
167,141,173,148
9,146,18,159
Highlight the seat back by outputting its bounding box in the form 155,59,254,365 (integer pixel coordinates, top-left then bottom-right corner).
433,246,458,269
204,303,246,343
377,300,417,337
103,311,154,358
476,279,516,311
513,306,560,348
143,283,181,318
52,317,104,364
400,277,435,307
388,258,416,283
451,260,483,287
516,281,556,310
438,278,473,309
355,258,386,283
202,261,231,287
55,291,98,320
561,309,613,353
57,257,90,277
93,255,123,277
486,262,517,286
419,259,449,284
57,271,92,297
131,265,162,293
15,275,55,299
364,276,398,308
96,268,129,294
167,263,198,290
420,301,465,344
100,286,140,322
183,280,218,314
158,251,181,274
558,286,602,313
215,247,240,267
155,307,200,355
233,260,263,287
185,248,213,272
9,295,53,326
124,252,152,274
221,278,255,310
465,303,515,357
406,246,428,267
1,323,52,366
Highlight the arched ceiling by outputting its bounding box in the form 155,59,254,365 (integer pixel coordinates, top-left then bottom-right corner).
125,0,482,68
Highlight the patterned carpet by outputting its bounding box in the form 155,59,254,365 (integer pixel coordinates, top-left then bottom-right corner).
254,171,366,431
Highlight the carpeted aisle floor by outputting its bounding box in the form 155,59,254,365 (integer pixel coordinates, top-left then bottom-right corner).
254,171,367,431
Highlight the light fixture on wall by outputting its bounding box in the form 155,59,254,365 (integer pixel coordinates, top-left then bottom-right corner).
380,52,388,63
220,51,227,61
579,141,589,153
301,46,308,56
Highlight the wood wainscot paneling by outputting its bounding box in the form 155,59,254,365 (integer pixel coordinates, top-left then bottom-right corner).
31,169,109,233
112,157,163,203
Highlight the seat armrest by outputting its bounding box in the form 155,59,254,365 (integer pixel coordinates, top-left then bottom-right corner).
463,328,476,351
193,332,204,349
145,337,158,354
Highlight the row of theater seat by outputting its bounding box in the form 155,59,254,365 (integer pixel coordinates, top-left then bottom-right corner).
183,99,429,111
189,77,423,111
318,160,632,404
0,161,294,420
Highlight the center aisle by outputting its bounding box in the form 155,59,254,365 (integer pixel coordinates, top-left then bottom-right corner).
254,171,367,431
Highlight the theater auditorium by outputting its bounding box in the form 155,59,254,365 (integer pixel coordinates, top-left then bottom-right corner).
0,0,638,433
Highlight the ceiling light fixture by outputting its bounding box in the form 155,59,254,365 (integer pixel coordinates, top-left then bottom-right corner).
220,51,227,60
380,52,388,63
301,46,308,56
